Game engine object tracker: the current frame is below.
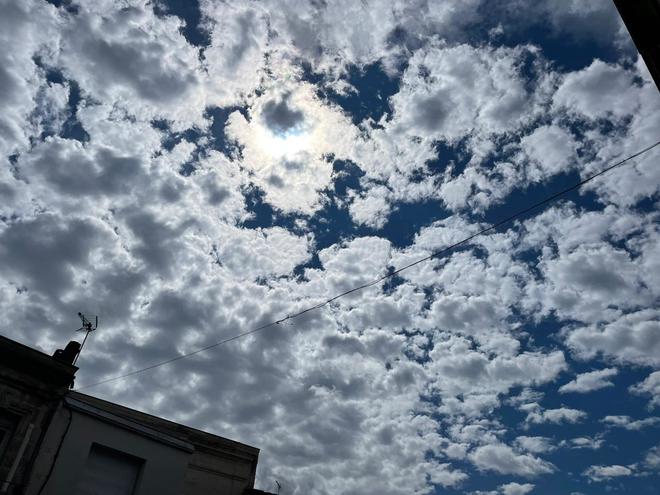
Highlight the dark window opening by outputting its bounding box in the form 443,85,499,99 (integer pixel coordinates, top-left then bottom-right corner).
0,411,18,463
75,443,144,495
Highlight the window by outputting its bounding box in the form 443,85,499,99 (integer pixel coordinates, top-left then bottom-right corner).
0,411,17,462
75,444,144,495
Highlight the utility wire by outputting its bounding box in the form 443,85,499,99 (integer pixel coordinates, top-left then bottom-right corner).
79,139,660,390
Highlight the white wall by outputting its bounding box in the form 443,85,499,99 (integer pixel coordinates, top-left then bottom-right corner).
26,404,192,495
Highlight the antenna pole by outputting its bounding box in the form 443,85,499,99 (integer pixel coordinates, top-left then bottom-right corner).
74,330,90,366
73,312,98,366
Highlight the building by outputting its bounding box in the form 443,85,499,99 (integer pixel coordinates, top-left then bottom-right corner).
0,335,274,495
0,336,77,495
613,0,660,91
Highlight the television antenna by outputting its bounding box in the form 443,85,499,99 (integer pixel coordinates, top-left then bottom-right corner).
74,312,98,365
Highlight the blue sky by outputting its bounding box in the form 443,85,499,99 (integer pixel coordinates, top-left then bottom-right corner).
1,1,659,494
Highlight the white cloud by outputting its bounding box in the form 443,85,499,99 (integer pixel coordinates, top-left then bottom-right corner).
225,83,358,214
535,245,650,324
514,436,555,454
253,0,484,78
552,59,640,121
349,185,392,229
469,443,554,477
602,415,660,431
583,464,633,482
562,437,604,450
519,125,578,183
645,445,660,470
539,0,626,46
58,1,206,130
304,236,392,301
554,57,660,208
211,225,313,280
630,371,660,409
2,1,660,493
200,2,269,107
524,405,587,425
0,0,60,156
426,334,566,417
389,43,540,141
559,368,618,394
566,310,660,367
499,482,535,495
519,205,644,258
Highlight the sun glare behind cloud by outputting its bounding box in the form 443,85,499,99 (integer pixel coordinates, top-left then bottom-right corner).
258,125,313,160
225,84,358,212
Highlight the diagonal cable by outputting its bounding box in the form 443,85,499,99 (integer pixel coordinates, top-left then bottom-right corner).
79,139,660,390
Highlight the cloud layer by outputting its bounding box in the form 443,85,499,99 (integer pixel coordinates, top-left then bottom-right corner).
1,0,659,494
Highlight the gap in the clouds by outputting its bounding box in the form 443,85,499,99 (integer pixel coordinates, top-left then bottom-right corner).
241,186,301,233
523,26,622,72
480,308,660,494
153,0,211,48
381,269,407,296
568,115,631,142
317,158,452,250
385,26,425,64
307,203,367,256
38,62,65,85
480,169,603,227
60,80,89,143
517,46,544,95
44,0,79,15
473,4,622,72
152,120,204,152
206,106,249,157
151,119,207,175
240,187,366,268
33,56,90,143
381,201,452,248
239,162,380,275
561,115,634,166
239,154,455,273
515,313,564,353
546,356,654,421
633,195,660,216
415,138,473,183
241,159,368,247
331,158,364,196
238,186,342,275
507,359,660,494
400,328,433,365
303,62,401,126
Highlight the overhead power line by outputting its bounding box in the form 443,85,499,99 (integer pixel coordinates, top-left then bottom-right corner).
79,139,660,390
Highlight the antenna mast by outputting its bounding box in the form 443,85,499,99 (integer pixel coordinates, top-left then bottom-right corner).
74,312,98,365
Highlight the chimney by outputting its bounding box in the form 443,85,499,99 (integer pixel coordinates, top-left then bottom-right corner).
53,341,81,365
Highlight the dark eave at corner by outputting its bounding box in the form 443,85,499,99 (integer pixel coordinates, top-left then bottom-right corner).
613,0,660,92
0,334,77,389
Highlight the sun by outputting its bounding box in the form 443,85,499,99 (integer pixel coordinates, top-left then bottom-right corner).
257,125,312,160
267,129,311,159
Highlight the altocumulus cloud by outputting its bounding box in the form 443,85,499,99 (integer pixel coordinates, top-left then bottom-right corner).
1,0,660,494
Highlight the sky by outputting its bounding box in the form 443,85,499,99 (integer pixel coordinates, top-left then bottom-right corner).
1,0,659,493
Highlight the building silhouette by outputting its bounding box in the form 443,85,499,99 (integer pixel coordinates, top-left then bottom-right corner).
0,335,274,495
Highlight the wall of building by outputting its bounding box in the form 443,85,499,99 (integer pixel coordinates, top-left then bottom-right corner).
182,446,256,495
68,392,260,495
0,336,76,495
1,336,262,495
26,403,192,495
